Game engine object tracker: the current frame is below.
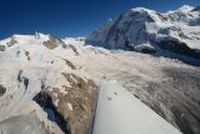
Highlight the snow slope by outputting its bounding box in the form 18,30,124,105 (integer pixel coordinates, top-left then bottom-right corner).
93,80,182,134
0,34,98,134
0,114,45,134
0,33,199,134
87,5,200,61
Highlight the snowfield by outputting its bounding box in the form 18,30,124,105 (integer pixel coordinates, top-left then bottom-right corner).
0,6,200,134
0,34,98,134
93,80,182,134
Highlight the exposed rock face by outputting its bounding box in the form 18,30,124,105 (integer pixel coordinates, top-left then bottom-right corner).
69,45,80,56
56,73,98,134
25,50,31,61
33,92,71,134
33,73,99,134
157,38,200,59
6,37,18,47
43,35,66,50
0,84,6,97
62,58,77,70
0,45,5,51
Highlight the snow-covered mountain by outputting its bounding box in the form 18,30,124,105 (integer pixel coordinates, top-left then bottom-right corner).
87,5,200,63
0,34,99,134
0,33,199,134
1,5,200,134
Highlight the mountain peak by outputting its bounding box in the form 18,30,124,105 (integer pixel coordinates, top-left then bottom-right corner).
177,5,194,12
166,5,194,14
130,7,156,13
87,5,200,61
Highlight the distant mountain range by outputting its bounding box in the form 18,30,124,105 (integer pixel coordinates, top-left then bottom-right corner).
87,5,200,65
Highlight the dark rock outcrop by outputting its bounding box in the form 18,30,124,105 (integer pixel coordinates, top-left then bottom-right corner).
0,45,5,52
43,35,66,50
33,92,71,134
157,38,200,59
0,84,6,97
34,73,99,134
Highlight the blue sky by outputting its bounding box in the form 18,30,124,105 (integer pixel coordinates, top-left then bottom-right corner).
0,0,200,39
